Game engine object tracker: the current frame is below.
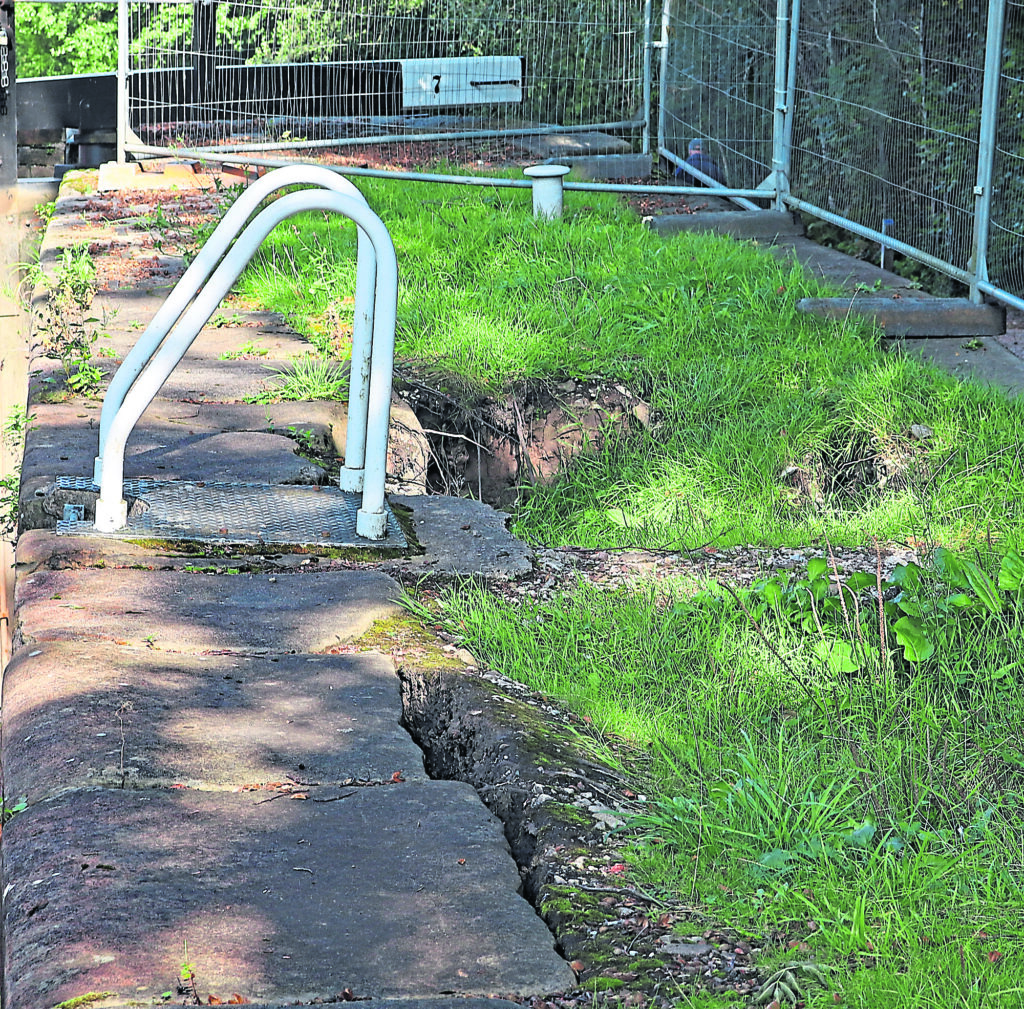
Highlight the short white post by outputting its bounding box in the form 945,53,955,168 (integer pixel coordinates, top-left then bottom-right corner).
523,165,571,219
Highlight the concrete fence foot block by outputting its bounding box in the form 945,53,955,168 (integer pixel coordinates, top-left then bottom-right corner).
797,296,1006,337
646,210,805,240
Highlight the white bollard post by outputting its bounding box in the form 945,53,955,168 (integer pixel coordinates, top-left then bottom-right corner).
524,165,571,219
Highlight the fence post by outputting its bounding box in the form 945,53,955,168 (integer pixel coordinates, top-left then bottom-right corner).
642,0,653,156
770,0,791,212
0,0,16,188
116,0,127,163
782,0,800,191
971,0,1007,305
193,1,218,111
656,0,671,168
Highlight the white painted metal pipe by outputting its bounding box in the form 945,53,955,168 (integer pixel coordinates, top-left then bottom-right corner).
523,165,571,219
95,164,377,494
95,190,398,539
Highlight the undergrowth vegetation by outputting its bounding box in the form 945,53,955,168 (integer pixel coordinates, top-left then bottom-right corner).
225,174,1024,1005
424,551,1024,1007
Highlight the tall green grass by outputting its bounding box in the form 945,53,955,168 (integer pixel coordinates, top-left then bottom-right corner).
430,572,1024,1007
230,177,1024,553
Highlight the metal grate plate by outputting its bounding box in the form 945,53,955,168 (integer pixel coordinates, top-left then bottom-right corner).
55,477,407,548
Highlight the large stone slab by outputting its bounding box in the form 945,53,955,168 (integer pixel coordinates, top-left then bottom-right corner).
88,295,315,360
544,154,652,180
2,786,575,1008
19,397,427,529
18,401,346,528
767,236,923,292
29,356,293,404
2,642,426,800
20,400,343,481
905,336,1024,398
515,131,633,158
15,567,403,652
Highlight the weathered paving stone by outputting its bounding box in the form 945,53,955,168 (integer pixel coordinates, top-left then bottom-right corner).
2,642,427,800
29,356,292,404
15,568,403,652
2,786,575,1008
392,495,533,578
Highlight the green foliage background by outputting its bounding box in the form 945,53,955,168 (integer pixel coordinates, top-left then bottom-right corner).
16,2,117,77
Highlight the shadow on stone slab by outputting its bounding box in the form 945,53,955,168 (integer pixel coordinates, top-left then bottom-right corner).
15,567,403,653
2,786,574,1008
2,641,427,801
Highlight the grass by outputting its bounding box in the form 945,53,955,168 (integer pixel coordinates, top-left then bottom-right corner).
226,177,1024,554
426,562,1024,1007
221,171,1024,1005
247,354,349,404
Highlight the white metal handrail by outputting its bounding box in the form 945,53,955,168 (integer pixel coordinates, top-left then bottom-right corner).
94,188,398,540
95,164,378,498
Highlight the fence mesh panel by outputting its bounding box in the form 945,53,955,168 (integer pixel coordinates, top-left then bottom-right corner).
660,0,775,190
787,1,986,285
126,0,646,167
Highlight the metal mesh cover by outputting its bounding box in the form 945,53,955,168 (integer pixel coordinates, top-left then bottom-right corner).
55,477,407,549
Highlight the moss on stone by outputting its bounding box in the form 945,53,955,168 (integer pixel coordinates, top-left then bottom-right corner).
589,977,626,992
356,615,469,670
545,801,594,827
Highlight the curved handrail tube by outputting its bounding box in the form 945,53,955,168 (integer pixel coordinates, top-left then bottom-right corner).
95,164,378,493
95,190,398,539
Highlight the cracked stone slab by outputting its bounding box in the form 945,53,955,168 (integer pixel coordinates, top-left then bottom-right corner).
18,401,347,528
2,641,426,801
393,495,532,578
20,398,427,530
2,786,575,1009
20,399,344,484
15,567,403,653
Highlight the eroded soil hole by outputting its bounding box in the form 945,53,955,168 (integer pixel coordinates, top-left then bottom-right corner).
398,374,651,506
780,427,931,510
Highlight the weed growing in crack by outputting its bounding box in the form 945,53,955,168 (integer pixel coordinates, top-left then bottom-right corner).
36,245,106,397
249,355,350,403
0,407,28,540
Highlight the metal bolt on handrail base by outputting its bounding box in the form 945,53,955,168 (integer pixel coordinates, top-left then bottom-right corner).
95,164,379,499
93,178,398,540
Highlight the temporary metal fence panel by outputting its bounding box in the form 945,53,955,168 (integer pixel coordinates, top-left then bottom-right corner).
785,1,987,291
23,1,1024,307
985,0,1024,303
658,0,777,193
121,0,648,163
